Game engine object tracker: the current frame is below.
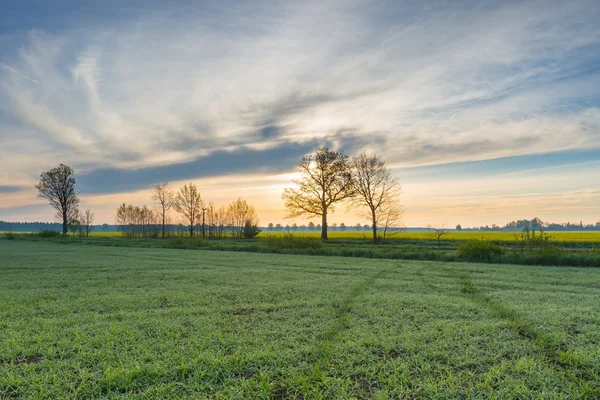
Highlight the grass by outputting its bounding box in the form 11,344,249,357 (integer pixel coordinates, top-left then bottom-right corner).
7,232,600,267
258,231,600,242
1,240,599,398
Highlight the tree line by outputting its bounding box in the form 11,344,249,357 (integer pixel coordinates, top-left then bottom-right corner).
32,163,261,239
34,149,598,242
117,183,260,239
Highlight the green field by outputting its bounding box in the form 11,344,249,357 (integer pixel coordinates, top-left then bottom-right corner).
258,231,600,242
1,240,599,398
6,230,600,243
82,230,600,243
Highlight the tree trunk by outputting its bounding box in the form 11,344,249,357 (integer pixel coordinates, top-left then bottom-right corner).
62,211,68,236
189,222,194,238
162,211,165,239
321,208,328,241
371,208,377,243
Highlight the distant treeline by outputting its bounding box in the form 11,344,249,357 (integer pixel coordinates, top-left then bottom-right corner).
0,221,120,232
4,218,600,233
457,217,600,232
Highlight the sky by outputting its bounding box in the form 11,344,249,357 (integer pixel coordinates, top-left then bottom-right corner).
0,0,599,228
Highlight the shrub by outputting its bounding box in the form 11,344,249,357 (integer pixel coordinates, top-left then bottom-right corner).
513,227,559,257
458,239,504,262
243,221,261,239
37,230,61,238
262,233,323,249
5,232,17,240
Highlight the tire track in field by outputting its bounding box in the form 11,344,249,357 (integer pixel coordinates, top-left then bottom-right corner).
440,264,599,393
310,267,388,374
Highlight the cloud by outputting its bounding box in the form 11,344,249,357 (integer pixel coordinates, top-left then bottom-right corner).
0,185,25,194
77,140,314,194
0,0,599,224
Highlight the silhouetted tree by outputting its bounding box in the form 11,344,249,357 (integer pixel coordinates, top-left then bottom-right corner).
227,198,259,238
282,148,354,240
427,223,447,246
351,151,402,242
152,182,174,239
173,183,202,237
35,164,79,235
81,209,95,237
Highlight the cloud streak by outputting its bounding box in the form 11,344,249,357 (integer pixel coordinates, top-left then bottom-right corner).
0,0,599,224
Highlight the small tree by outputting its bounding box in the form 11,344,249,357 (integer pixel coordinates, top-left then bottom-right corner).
427,223,447,246
68,211,82,236
81,209,95,237
282,147,354,240
351,151,402,242
173,183,202,237
152,182,174,239
227,198,259,238
35,164,79,235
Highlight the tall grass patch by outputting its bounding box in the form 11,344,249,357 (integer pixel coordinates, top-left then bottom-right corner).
262,233,323,249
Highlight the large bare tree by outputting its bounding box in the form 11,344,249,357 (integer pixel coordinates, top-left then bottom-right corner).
35,164,79,235
282,147,354,240
351,151,402,242
173,183,202,237
152,182,174,238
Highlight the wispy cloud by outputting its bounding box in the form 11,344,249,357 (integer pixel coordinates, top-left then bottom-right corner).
0,0,598,224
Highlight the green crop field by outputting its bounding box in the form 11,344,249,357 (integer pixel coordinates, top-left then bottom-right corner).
258,231,600,242
1,240,599,399
83,230,600,242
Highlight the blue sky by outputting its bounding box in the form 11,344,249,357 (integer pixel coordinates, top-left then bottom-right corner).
0,0,599,226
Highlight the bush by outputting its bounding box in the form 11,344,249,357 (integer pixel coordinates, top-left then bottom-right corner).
243,221,261,239
513,227,558,257
5,232,17,240
262,233,323,249
37,230,61,238
458,239,504,262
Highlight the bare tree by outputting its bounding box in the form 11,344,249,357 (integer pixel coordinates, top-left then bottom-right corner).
116,203,159,238
206,202,228,239
227,198,259,238
152,182,174,239
35,164,79,236
427,223,447,246
282,148,354,240
380,201,404,240
173,183,202,237
81,209,95,237
351,151,402,242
